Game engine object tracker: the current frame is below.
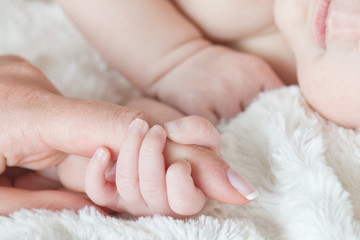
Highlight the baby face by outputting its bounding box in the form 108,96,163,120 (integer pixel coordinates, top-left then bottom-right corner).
275,0,360,128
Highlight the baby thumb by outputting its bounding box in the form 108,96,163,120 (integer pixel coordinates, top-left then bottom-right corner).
164,116,221,155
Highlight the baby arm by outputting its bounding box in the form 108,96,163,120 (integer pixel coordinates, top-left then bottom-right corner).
56,0,208,91
56,0,283,123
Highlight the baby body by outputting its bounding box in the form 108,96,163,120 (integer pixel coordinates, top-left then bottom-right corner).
2,0,357,217
173,0,360,128
57,0,360,128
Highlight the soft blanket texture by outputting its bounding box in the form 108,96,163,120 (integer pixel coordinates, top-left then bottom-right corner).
1,1,359,239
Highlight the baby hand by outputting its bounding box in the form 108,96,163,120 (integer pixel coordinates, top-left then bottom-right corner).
85,116,258,217
85,119,206,216
150,46,283,124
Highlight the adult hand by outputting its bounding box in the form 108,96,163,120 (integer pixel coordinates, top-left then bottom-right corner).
0,55,154,172
0,55,257,217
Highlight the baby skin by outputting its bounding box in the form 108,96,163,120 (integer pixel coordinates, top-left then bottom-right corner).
57,0,360,128
41,98,258,217
56,0,283,124
0,98,257,217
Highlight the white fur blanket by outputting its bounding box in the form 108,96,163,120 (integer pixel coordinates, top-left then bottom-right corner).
0,1,359,239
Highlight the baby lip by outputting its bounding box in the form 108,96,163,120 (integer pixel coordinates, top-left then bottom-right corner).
313,0,331,49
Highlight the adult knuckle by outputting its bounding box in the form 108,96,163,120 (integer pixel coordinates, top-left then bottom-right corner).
110,106,133,131
115,108,156,131
20,88,44,103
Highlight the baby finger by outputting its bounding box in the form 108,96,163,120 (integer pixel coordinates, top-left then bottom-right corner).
139,125,170,214
166,160,207,215
85,147,118,206
116,118,148,203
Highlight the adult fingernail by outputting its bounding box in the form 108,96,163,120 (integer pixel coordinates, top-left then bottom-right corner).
164,119,182,132
94,148,107,162
129,118,148,133
226,168,259,201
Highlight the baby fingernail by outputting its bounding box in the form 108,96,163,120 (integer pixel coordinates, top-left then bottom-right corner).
129,118,148,133
164,119,182,132
226,168,259,201
149,125,165,136
94,148,107,162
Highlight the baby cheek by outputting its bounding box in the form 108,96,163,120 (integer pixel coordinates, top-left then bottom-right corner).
298,67,360,129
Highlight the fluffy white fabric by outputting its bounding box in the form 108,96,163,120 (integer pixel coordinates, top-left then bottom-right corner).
0,1,359,239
